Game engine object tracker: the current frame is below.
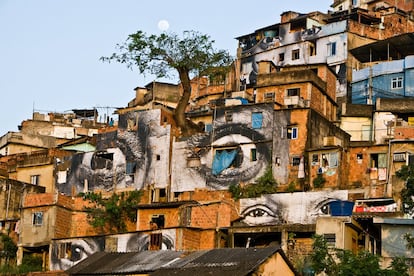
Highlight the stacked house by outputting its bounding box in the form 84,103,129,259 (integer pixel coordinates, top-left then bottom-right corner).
1,0,414,274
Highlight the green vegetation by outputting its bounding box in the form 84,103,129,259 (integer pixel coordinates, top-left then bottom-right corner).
396,164,414,215
307,235,409,276
229,166,277,200
82,190,142,233
313,174,326,188
102,30,233,136
0,235,43,274
0,234,17,265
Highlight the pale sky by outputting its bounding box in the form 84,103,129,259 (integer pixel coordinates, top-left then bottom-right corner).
0,0,332,135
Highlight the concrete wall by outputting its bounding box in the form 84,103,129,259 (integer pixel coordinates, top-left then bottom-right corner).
256,252,296,276
20,193,58,247
316,216,360,251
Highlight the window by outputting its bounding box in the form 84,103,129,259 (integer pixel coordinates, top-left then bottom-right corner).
309,42,316,56
312,154,319,165
251,148,257,161
91,152,113,170
212,147,242,175
287,127,298,139
324,233,336,247
151,214,165,229
33,212,43,226
152,189,167,203
264,92,275,101
225,111,233,122
371,153,387,168
393,152,406,162
58,243,72,259
126,161,136,175
252,112,263,129
391,77,403,89
279,53,285,62
292,49,300,60
149,233,163,250
156,154,161,161
409,154,414,166
287,88,300,97
327,42,336,56
329,152,338,167
292,156,301,166
205,124,213,132
30,175,40,185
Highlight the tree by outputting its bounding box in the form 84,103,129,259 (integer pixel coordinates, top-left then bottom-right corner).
102,30,233,137
309,235,408,276
82,190,141,233
395,164,414,216
0,234,17,266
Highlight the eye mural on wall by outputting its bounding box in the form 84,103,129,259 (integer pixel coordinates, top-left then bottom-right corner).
187,122,272,189
51,237,104,271
239,190,348,226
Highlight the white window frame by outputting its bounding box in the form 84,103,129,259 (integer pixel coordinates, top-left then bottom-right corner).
391,77,403,89
287,127,298,140
30,175,40,185
33,212,43,226
327,42,336,56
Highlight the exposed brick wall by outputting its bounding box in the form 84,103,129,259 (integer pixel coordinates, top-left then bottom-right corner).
54,207,72,239
199,230,216,249
137,208,180,231
24,193,56,207
179,228,201,250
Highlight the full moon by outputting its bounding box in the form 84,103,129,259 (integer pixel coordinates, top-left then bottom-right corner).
158,20,169,31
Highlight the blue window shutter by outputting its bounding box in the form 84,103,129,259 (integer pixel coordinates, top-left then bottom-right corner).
252,112,263,129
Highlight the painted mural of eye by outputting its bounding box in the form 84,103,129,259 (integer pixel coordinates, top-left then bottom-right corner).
241,204,277,225
312,198,336,216
188,123,272,188
70,244,87,262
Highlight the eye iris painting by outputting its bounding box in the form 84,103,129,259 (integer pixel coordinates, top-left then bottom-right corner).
51,230,176,271
239,190,348,226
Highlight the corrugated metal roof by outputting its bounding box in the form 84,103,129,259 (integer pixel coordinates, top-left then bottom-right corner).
66,251,183,275
350,33,414,63
151,247,293,276
66,247,297,276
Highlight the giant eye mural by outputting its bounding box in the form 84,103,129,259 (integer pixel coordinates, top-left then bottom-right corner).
51,230,176,271
51,237,104,271
171,105,274,191
58,109,170,194
239,190,348,226
187,123,272,189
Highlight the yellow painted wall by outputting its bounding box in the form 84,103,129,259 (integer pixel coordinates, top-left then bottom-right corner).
16,165,55,193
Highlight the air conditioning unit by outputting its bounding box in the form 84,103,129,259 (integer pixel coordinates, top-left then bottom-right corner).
284,96,307,107
323,136,342,147
284,96,299,106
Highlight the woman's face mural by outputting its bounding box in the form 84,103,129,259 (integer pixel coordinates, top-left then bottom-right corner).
239,190,348,225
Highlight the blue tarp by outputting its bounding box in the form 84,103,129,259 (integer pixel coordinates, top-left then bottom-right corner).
212,149,237,175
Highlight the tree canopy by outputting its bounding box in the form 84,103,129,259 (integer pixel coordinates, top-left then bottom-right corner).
82,190,141,233
309,235,409,276
396,164,414,216
102,30,234,136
